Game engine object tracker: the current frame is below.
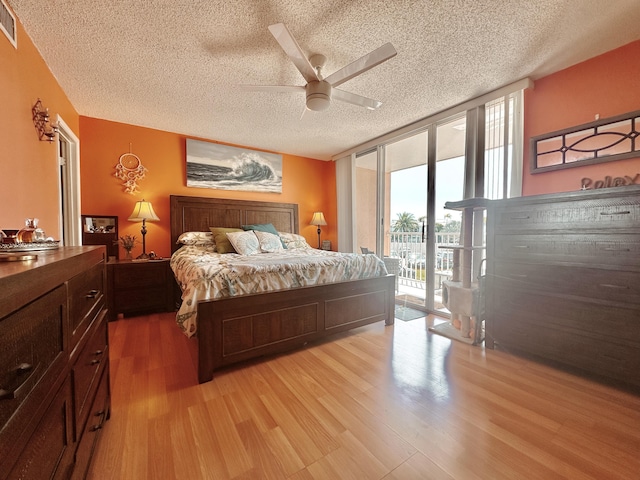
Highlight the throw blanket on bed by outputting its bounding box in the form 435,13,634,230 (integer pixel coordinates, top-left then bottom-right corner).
170,246,388,337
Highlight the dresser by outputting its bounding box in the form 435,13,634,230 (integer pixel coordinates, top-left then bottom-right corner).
485,185,640,391
0,247,110,480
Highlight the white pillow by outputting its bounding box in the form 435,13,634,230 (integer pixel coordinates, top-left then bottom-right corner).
254,230,284,252
278,232,311,250
226,230,259,255
176,231,215,248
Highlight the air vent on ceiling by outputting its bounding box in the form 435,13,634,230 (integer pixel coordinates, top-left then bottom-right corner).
0,0,17,49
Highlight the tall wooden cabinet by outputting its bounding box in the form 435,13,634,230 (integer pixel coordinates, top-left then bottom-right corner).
0,247,110,480
486,185,640,391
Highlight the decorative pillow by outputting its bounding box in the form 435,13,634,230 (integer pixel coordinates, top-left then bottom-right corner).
242,223,287,248
226,230,260,255
176,231,215,248
279,232,312,250
254,230,284,253
209,227,242,253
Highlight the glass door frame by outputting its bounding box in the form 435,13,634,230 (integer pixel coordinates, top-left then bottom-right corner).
347,89,524,317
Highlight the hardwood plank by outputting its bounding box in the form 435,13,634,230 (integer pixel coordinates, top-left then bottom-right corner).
87,312,640,480
383,452,454,480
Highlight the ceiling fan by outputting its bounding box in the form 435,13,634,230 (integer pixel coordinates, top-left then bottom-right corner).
241,23,397,112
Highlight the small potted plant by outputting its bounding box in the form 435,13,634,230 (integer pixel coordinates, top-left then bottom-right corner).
118,234,138,259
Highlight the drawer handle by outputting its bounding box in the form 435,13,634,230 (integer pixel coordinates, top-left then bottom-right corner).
508,273,528,278
602,247,631,252
90,359,101,365
599,283,629,290
600,210,631,216
86,289,100,299
513,245,530,249
94,350,104,356
0,363,34,401
89,409,107,431
509,215,530,220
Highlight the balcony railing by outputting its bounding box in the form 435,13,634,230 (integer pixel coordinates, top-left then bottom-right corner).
388,232,459,291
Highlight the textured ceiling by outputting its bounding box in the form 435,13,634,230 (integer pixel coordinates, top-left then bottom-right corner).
8,0,640,160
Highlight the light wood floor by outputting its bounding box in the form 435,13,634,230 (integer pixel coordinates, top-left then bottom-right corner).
88,311,640,480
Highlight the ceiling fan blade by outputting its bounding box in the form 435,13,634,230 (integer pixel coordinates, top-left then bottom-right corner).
332,89,382,110
268,23,319,84
324,42,397,88
239,85,305,93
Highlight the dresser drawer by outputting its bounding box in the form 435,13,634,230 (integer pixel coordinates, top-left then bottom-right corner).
493,262,640,305
0,285,67,438
68,261,105,350
491,286,640,349
112,260,168,288
493,233,640,268
490,288,640,386
72,309,108,432
5,377,74,480
71,366,110,480
493,197,640,233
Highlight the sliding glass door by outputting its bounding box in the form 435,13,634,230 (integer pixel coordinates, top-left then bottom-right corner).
386,132,428,304
432,115,466,313
347,89,523,317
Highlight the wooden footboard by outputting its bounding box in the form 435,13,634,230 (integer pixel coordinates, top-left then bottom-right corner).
196,274,395,383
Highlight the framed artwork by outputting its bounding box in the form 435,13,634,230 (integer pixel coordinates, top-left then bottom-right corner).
186,139,282,193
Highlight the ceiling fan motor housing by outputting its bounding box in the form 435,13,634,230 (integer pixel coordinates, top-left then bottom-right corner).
306,81,332,111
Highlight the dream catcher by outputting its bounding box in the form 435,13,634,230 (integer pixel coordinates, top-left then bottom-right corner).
114,148,147,195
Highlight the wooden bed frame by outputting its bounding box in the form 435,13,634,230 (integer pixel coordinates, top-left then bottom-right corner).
170,195,395,383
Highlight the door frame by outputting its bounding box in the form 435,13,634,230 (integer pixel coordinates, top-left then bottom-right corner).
55,115,82,246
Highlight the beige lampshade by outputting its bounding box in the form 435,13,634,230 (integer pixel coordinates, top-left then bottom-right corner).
128,199,160,222
310,211,327,226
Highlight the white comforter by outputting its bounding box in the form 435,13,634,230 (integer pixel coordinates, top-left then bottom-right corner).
170,246,388,337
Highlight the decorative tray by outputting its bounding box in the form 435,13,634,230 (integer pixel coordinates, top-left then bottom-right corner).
0,241,60,252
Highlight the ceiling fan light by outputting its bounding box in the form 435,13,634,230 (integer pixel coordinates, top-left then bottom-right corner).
306,81,332,111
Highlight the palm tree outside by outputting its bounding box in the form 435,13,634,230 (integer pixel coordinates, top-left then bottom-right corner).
391,212,419,232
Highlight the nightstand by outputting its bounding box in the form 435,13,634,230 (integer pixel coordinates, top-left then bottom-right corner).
107,258,174,320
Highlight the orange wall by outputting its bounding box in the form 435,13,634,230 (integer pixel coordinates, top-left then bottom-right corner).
523,40,640,196
79,117,336,258
4,0,638,243
0,9,79,237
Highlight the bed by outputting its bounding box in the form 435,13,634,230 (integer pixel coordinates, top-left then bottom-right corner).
170,195,395,383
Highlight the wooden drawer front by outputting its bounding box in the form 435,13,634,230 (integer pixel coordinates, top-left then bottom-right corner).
491,288,640,382
68,261,105,348
72,310,108,431
494,233,640,267
493,198,640,232
5,377,73,480
0,286,66,433
114,286,166,313
492,286,640,344
493,262,640,305
113,261,168,288
71,367,110,480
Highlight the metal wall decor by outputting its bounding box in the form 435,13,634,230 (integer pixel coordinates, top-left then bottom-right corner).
531,109,640,173
31,98,59,142
114,147,147,194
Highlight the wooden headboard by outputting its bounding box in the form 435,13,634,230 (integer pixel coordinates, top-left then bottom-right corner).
170,195,299,253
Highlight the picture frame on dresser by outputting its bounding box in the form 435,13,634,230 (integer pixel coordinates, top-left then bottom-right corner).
81,215,119,259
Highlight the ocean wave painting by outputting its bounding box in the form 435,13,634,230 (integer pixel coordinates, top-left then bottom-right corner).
186,139,282,193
